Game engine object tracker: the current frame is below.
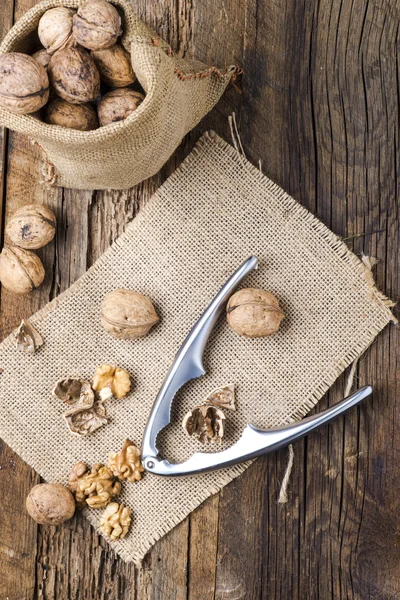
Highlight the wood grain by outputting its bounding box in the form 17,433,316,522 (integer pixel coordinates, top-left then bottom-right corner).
0,0,399,598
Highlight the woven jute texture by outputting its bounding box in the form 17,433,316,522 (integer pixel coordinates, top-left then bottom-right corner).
0,131,395,564
0,0,233,190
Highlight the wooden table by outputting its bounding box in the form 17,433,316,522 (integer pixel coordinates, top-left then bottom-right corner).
1,0,399,598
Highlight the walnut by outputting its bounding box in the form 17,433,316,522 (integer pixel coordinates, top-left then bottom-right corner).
203,383,236,410
0,53,49,115
26,483,75,525
49,47,100,104
0,246,45,295
45,98,98,131
100,502,132,540
15,319,43,354
92,364,131,400
92,44,135,88
52,377,94,409
32,48,52,70
6,204,56,250
68,462,121,508
98,89,144,127
101,289,159,339
226,288,285,337
182,405,225,444
64,400,108,437
38,7,75,55
73,0,122,51
108,439,144,482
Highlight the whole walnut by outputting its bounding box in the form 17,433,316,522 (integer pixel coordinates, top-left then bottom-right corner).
6,204,56,250
49,47,100,104
0,53,49,115
26,483,75,525
92,44,135,88
32,48,52,70
0,246,45,294
98,88,144,127
38,7,75,55
46,98,98,131
226,288,284,337
101,289,160,339
73,0,122,51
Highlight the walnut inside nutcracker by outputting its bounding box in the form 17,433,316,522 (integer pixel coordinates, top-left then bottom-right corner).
108,439,144,482
68,461,121,508
6,204,56,250
182,404,226,444
73,0,122,51
100,502,132,540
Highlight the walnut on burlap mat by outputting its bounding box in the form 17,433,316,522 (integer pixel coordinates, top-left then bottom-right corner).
0,0,233,190
0,132,395,564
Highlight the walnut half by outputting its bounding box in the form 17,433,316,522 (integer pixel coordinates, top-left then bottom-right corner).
100,502,132,540
108,440,144,483
92,364,131,401
182,405,225,444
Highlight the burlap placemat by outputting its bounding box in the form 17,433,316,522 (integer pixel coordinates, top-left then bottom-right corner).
0,131,395,564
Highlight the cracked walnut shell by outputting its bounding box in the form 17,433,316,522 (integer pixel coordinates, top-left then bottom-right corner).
53,377,94,409
226,288,285,338
100,502,132,540
6,204,56,250
15,319,43,354
101,289,159,339
64,400,108,436
108,440,144,482
93,364,131,400
0,53,49,115
38,7,75,54
0,246,45,295
182,405,226,444
73,0,122,51
68,462,121,508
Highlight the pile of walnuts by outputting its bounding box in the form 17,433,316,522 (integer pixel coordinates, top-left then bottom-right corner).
0,0,145,130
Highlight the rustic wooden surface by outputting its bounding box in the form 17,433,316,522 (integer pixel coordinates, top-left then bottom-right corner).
0,0,399,598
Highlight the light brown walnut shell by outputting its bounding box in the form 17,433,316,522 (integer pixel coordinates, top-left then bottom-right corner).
52,377,94,409
64,400,108,437
0,53,49,114
68,462,121,508
226,288,285,337
32,48,52,70
0,246,45,295
92,44,135,87
101,288,159,339
38,7,75,54
15,319,44,354
49,47,100,104
108,439,144,482
46,98,98,130
6,204,56,250
73,0,122,51
98,88,144,127
100,502,132,540
26,483,75,525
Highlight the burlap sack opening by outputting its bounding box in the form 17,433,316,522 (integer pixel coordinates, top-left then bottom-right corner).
0,0,234,190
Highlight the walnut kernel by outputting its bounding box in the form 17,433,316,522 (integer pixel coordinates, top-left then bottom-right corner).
108,439,144,482
100,502,132,540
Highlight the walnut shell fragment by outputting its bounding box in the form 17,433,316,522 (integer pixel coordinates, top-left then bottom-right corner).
98,88,144,127
226,288,285,338
182,404,225,444
92,44,135,87
100,502,132,540
6,204,56,250
38,7,75,54
0,246,45,295
49,47,100,104
68,462,121,508
53,377,94,409
108,439,144,482
45,98,98,130
0,53,49,114
64,400,108,437
203,384,236,411
73,0,122,51
15,319,43,354
92,364,131,400
101,289,159,339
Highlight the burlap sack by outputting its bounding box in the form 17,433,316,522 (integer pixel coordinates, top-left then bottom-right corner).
0,132,395,564
0,0,234,190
